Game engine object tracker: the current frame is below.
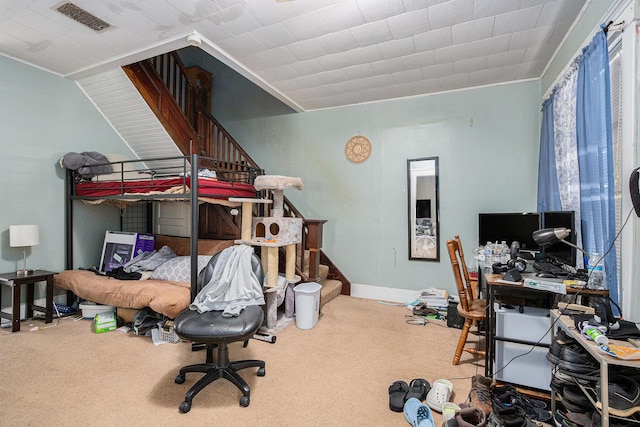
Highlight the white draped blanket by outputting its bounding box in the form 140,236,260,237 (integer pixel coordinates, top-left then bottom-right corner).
189,245,264,315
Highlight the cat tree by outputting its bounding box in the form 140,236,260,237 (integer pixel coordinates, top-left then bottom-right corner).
229,175,304,329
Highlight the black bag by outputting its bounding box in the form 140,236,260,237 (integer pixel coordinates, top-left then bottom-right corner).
446,301,465,329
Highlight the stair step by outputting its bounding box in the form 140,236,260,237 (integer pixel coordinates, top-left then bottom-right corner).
319,279,342,308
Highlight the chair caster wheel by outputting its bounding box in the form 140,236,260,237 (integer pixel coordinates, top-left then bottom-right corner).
240,396,250,407
175,374,185,384
179,401,191,413
257,367,265,377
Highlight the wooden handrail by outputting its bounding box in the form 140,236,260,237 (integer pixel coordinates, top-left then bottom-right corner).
124,52,351,295
149,52,199,131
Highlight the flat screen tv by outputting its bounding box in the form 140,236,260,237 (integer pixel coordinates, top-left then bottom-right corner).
541,211,577,267
478,212,541,252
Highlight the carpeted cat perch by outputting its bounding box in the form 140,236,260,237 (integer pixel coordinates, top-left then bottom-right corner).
230,175,304,330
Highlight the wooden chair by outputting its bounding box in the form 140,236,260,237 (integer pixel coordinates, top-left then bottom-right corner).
447,235,487,365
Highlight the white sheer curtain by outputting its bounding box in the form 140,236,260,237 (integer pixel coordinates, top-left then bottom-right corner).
552,65,584,268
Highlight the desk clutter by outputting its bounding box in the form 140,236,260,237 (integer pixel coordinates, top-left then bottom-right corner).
548,311,640,425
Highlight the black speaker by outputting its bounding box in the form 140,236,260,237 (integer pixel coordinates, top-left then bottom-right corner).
630,166,640,217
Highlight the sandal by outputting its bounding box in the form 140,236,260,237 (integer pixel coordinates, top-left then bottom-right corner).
413,303,438,316
404,397,436,427
426,378,453,412
389,380,409,412
406,378,431,401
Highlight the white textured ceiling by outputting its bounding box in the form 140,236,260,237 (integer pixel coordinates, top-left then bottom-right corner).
0,0,587,111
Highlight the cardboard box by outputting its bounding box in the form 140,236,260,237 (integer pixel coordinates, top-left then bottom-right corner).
117,307,140,324
99,231,155,272
94,310,117,334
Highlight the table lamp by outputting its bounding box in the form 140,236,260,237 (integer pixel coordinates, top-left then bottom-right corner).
9,224,40,276
532,227,590,259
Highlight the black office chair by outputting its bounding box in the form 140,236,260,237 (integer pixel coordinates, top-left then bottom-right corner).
173,250,265,413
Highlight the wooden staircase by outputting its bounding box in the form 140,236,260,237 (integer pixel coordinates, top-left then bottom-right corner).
122,52,350,305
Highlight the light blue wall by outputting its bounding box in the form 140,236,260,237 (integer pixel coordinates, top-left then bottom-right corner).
0,55,132,306
194,70,539,293
181,48,541,294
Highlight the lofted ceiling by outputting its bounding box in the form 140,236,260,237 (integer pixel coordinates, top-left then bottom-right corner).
0,0,587,112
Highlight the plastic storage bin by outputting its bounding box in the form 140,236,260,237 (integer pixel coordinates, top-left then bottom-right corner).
79,302,115,319
294,282,321,329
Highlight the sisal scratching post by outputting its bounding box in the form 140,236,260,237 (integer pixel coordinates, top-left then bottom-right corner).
267,246,278,288
260,246,268,278
240,201,253,241
285,244,296,281
264,247,279,329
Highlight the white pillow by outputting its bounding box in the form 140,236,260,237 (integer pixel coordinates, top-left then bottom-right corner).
150,256,212,282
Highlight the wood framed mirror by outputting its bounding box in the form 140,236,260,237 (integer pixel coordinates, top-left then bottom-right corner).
407,157,440,261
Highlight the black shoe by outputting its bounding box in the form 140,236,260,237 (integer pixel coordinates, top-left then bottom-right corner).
486,412,537,427
558,345,598,374
562,386,593,412
550,371,576,393
547,330,576,365
492,385,551,423
596,375,640,417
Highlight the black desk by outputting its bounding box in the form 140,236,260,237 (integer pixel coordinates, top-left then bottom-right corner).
0,270,56,332
483,272,609,381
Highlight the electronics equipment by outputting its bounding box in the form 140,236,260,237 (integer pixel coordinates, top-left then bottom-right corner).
507,257,527,272
631,166,640,217
541,211,577,267
503,269,522,282
492,262,509,273
533,261,569,277
478,212,541,252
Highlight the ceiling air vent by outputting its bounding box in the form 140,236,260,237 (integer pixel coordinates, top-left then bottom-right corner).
55,2,111,32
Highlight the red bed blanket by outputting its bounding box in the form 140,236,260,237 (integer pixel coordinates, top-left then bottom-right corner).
74,177,255,199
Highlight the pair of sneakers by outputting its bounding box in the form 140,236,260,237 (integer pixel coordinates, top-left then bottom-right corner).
492,385,551,424
404,398,486,427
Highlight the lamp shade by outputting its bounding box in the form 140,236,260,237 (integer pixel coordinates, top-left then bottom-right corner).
9,224,40,247
532,227,570,247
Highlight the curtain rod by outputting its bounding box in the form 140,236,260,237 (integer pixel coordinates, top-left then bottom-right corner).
542,19,628,100
603,20,625,34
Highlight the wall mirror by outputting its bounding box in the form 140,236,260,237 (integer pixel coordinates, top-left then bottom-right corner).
407,157,440,261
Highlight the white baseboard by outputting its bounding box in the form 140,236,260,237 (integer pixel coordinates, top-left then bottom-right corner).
349,283,421,304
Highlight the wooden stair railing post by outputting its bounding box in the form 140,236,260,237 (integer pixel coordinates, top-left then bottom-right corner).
305,220,327,283
125,52,349,296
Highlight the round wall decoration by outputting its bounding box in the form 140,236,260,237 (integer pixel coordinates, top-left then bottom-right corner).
344,135,371,163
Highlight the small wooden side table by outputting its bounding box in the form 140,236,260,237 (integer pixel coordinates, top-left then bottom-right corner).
0,270,56,332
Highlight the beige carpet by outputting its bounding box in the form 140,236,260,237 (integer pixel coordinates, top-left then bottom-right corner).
0,295,485,426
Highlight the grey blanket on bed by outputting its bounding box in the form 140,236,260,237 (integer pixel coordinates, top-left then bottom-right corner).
62,151,112,178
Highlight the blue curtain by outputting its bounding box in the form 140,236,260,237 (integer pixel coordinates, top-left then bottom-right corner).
537,95,561,212
575,28,618,305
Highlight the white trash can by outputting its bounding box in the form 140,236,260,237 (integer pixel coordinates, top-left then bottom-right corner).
294,282,322,329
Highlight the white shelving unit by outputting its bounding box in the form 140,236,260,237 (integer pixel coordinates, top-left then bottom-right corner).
550,310,640,426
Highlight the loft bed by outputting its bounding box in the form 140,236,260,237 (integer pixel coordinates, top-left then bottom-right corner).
56,153,262,318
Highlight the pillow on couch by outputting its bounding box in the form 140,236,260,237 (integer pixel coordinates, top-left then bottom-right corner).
150,255,212,282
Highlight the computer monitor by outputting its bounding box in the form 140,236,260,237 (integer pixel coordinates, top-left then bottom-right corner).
541,211,577,267
478,212,541,252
